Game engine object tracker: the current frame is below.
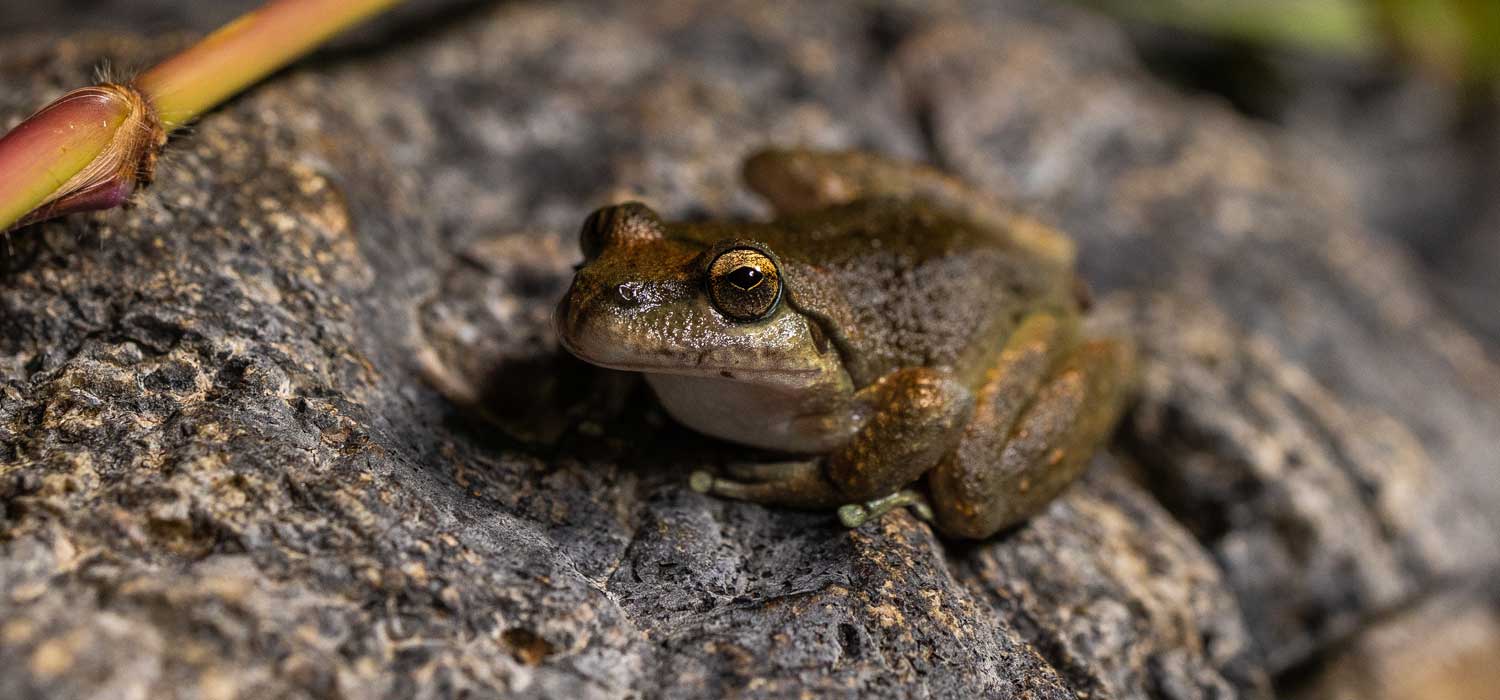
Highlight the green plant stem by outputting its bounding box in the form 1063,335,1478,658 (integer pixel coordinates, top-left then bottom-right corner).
138,0,404,131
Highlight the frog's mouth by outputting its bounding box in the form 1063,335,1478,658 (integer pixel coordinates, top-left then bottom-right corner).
557,332,822,381
555,306,826,385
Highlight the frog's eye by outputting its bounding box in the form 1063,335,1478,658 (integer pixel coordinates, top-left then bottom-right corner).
579,201,664,260
708,247,782,322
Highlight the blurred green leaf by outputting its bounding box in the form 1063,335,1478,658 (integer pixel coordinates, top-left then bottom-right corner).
1078,0,1500,85
1075,0,1378,55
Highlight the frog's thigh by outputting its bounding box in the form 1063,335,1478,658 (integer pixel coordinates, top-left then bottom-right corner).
742,148,1075,265
929,336,1134,540
743,149,970,215
826,366,972,502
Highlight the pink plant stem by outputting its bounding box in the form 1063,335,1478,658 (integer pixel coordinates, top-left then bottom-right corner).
0,87,135,231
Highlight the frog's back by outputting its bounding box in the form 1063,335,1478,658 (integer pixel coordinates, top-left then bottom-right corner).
682,199,1078,387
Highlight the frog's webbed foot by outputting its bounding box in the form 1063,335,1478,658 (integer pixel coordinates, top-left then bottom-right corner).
688,460,844,510
837,489,934,529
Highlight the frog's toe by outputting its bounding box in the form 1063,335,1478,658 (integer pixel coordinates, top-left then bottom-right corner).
837,489,933,529
910,498,935,523
689,470,716,493
838,503,871,528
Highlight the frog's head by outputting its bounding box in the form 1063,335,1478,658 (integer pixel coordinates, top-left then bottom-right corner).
554,202,840,390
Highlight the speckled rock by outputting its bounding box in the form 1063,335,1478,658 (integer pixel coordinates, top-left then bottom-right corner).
2,1,1496,698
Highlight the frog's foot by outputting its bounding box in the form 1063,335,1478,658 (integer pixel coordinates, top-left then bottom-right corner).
837,489,934,529
688,461,843,509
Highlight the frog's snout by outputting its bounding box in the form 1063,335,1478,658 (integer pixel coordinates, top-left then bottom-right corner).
552,276,647,368
552,290,579,350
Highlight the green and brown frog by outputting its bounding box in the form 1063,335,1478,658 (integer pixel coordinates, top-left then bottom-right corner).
555,149,1134,539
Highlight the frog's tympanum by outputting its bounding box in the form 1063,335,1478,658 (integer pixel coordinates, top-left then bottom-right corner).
555,149,1134,539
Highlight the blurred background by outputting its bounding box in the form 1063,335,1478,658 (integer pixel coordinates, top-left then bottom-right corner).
1078,0,1500,346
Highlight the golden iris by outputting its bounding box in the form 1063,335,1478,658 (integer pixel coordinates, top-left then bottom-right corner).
708,247,781,321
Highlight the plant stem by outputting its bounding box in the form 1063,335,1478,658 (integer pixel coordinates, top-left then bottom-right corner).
0,0,404,232
138,0,404,131
0,88,135,232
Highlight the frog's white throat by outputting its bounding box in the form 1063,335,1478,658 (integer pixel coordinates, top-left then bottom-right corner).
644,371,856,454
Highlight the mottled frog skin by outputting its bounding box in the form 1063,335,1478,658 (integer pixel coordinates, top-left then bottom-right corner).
554,149,1133,539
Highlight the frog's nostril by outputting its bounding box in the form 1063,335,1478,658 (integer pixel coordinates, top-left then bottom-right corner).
615,283,641,306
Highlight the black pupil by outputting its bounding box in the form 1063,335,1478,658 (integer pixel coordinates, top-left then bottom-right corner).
727,266,763,290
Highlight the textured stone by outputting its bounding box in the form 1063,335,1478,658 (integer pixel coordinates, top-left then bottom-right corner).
1,1,1496,698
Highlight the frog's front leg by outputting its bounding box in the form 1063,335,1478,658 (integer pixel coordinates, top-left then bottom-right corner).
689,460,842,510
691,367,972,513
928,327,1135,539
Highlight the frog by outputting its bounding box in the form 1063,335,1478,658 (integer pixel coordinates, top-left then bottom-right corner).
553,149,1134,539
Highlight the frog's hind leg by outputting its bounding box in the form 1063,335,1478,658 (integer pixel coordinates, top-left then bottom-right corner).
742,148,1074,266
928,331,1135,540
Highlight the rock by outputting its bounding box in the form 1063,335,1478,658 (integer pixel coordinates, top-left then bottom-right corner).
1,1,1495,698
1287,586,1500,700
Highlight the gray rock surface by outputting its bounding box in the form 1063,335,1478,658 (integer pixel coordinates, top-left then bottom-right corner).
2,1,1496,698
